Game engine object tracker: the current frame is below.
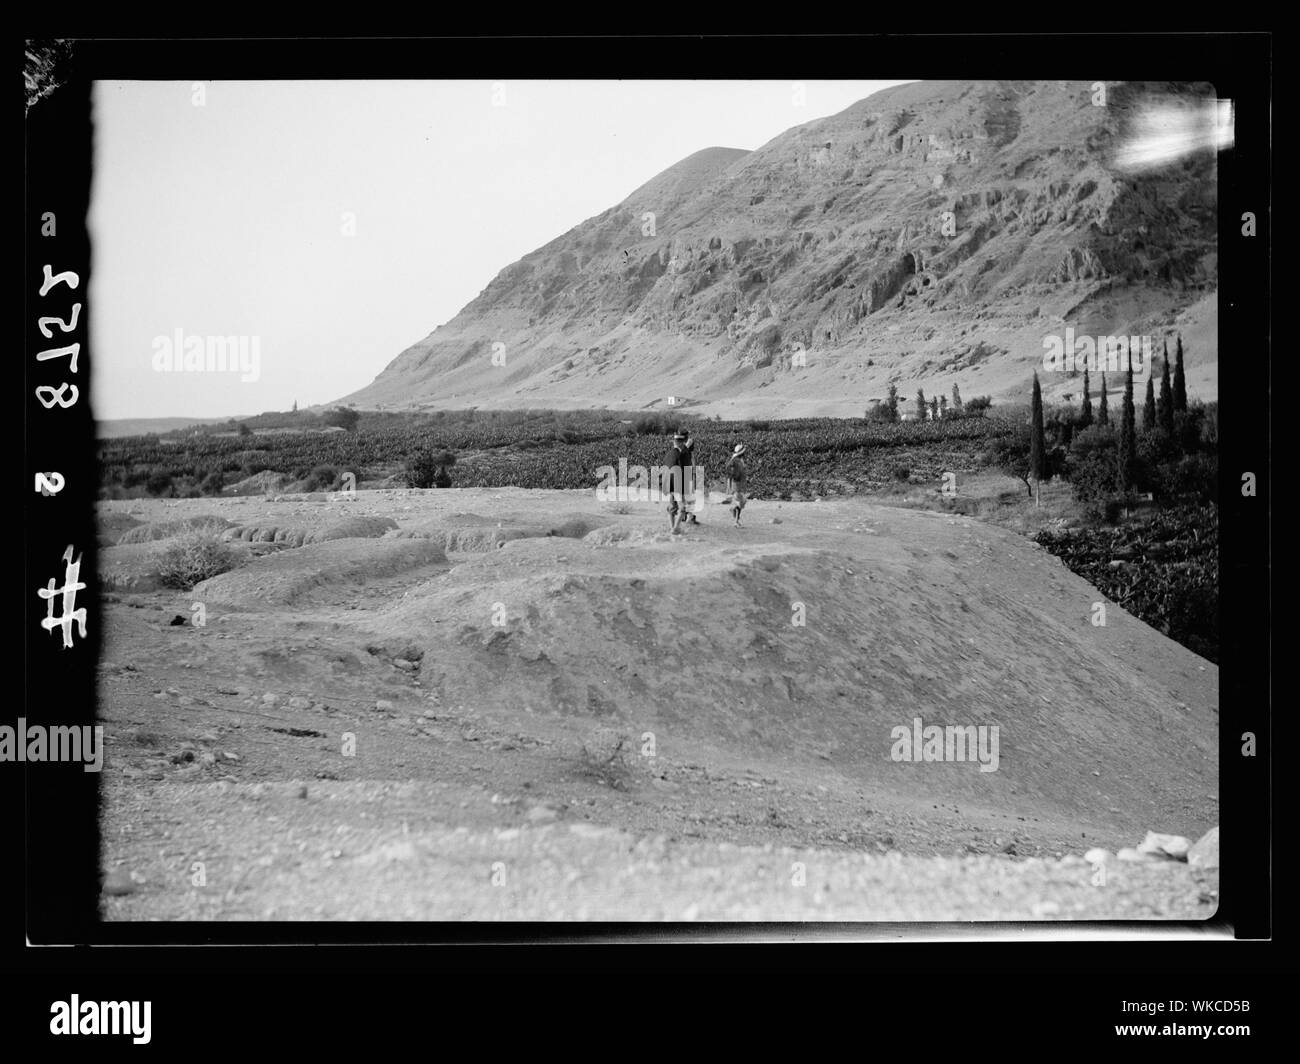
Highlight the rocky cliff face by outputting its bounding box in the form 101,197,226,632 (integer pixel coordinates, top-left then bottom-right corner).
341,80,1218,417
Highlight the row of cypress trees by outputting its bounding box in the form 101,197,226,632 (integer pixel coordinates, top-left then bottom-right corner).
1029,337,1190,504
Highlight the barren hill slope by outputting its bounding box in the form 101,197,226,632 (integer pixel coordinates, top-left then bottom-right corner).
340,80,1219,417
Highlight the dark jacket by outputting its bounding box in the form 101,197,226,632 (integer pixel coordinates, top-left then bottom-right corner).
663,442,693,492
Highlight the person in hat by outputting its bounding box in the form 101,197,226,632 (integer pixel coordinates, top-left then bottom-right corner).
725,443,749,527
663,428,694,532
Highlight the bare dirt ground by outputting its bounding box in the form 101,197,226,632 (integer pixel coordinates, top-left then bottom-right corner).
97,488,1219,922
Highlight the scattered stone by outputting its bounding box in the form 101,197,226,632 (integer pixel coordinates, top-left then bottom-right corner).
261,693,279,705
1188,826,1220,869
286,696,312,711
527,803,560,824
375,700,395,712
102,870,136,896
1083,848,1112,865
1137,831,1191,861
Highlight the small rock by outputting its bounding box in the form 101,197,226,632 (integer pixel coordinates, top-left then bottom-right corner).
393,659,417,671
1083,848,1112,865
771,517,783,524
1188,826,1220,869
527,803,560,824
261,693,279,705
296,784,308,799
1117,847,1159,862
221,751,240,761
1137,831,1191,860
375,700,395,712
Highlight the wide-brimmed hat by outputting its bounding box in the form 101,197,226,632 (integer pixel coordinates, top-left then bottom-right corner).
673,430,689,441
732,443,746,455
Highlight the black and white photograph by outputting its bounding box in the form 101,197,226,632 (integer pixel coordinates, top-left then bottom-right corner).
16,36,1276,1015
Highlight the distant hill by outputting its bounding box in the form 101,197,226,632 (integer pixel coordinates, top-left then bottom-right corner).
339,80,1218,419
96,417,227,439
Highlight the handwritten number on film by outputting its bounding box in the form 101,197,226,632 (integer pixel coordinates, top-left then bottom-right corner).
35,240,86,647
37,263,81,409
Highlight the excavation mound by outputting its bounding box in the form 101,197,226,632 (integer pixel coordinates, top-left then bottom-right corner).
371,504,1217,833
382,512,612,552
193,537,447,608
117,514,233,544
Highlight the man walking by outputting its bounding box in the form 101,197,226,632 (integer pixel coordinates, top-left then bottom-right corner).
725,443,749,527
663,428,698,532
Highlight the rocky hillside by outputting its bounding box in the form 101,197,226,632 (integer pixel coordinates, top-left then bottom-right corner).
341,80,1219,418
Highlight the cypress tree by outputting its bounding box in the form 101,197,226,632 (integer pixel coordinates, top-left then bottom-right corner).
916,388,927,421
886,383,899,422
1173,335,1188,412
930,396,939,421
1080,367,1093,428
1097,374,1109,427
1142,375,1157,431
1030,372,1046,506
952,383,964,413
1158,345,1174,434
1118,365,1137,494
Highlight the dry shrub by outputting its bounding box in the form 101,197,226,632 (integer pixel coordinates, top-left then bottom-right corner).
157,532,237,590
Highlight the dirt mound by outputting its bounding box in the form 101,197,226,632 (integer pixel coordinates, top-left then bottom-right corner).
382,513,612,553
101,538,260,593
303,516,398,543
220,515,397,548
193,537,447,608
372,505,1217,833
97,510,144,547
116,514,233,544
226,469,291,496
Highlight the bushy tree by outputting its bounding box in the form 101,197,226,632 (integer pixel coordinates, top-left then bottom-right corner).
1067,424,1119,519
405,450,456,489
323,406,361,431
987,425,1033,497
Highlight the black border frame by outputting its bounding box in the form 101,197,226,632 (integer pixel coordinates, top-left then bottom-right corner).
16,33,1274,991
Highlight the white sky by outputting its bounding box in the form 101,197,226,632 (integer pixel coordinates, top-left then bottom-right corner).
89,79,913,420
